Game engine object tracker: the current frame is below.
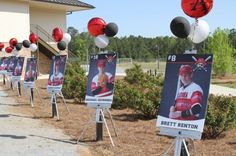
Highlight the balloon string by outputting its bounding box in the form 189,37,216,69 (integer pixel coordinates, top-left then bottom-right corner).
191,19,198,49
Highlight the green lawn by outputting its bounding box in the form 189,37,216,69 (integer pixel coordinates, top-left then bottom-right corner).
211,81,236,89
117,61,236,89
118,61,166,73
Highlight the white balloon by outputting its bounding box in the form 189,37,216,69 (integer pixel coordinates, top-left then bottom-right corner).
30,43,38,52
62,33,71,44
13,49,19,56
188,19,210,44
95,35,109,48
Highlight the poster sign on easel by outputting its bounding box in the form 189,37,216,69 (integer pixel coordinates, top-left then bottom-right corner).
78,52,118,146
156,54,213,139
7,56,16,75
0,57,9,74
47,55,69,120
47,55,67,93
11,57,25,82
24,58,37,89
85,52,117,108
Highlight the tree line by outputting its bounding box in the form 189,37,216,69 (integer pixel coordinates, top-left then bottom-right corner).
68,27,236,75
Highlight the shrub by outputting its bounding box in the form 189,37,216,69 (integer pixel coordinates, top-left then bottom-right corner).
62,62,87,102
203,94,236,139
124,64,145,84
113,80,133,109
113,64,163,119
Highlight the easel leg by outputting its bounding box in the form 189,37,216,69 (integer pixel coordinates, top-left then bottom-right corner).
51,94,59,120
163,139,175,156
100,109,115,147
51,95,56,117
58,92,70,113
55,99,60,120
30,88,34,107
3,74,5,85
96,109,103,141
17,81,21,97
182,139,190,156
77,111,96,144
174,137,183,156
105,109,118,137
77,123,91,144
10,81,13,90
34,86,44,103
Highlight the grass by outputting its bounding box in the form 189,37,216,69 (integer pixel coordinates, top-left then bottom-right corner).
118,61,166,73
211,81,236,89
211,74,236,89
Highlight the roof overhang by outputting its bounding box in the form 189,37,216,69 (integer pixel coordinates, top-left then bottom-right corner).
30,0,94,12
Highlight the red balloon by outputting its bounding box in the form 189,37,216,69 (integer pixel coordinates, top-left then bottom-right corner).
5,46,13,53
29,33,39,43
181,0,213,18
87,17,106,37
52,27,63,42
0,42,4,50
9,38,18,47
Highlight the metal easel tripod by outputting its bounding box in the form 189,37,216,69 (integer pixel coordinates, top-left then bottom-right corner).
77,107,118,146
50,90,70,120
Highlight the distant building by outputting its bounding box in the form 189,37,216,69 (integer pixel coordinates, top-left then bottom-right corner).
0,0,94,73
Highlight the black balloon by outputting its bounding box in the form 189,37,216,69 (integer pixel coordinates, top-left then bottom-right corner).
104,22,118,37
15,43,23,51
23,40,30,48
57,41,66,51
170,16,190,38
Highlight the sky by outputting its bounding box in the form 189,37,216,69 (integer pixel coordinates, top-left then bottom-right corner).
67,0,236,38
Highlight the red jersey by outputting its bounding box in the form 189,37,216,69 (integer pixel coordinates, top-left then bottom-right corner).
175,82,203,120
48,72,64,86
13,65,22,76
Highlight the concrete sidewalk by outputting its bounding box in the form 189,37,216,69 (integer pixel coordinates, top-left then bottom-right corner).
210,84,236,96
0,86,81,156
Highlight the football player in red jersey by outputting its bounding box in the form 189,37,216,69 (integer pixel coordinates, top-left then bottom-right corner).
169,65,203,120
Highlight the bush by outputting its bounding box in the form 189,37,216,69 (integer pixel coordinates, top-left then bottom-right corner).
124,64,145,84
113,64,163,119
62,62,87,102
113,80,133,109
203,94,236,139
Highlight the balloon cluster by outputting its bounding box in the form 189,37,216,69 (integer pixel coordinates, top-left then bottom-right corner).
0,33,39,55
28,33,38,52
3,38,19,53
52,27,71,51
170,0,213,44
0,42,4,51
87,17,118,49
